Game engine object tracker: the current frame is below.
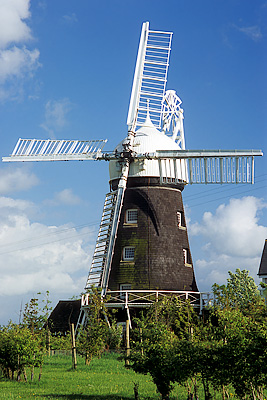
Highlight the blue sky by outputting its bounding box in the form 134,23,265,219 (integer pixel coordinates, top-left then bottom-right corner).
0,0,266,324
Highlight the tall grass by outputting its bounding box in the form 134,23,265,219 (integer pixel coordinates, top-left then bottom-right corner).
0,352,188,400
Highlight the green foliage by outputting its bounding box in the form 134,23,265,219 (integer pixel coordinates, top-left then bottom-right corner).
205,269,267,399
212,268,262,310
23,291,52,333
206,306,267,399
77,321,108,364
0,322,43,379
128,271,267,400
0,292,52,381
129,299,198,399
130,319,177,399
106,320,123,350
49,333,72,351
76,287,109,365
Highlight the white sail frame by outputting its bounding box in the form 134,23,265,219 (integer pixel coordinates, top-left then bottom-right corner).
127,22,173,131
2,138,107,162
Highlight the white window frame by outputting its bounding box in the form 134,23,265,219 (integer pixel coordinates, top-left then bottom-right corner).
123,246,135,261
183,248,188,264
177,211,182,227
120,284,132,300
126,209,138,224
183,248,192,266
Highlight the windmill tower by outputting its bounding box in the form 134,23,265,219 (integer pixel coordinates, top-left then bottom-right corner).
3,22,263,323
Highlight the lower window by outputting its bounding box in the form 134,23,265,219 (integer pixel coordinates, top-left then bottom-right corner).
120,284,131,299
123,246,135,261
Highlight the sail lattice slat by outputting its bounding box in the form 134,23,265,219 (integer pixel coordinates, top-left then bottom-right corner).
3,138,107,162
154,150,261,184
127,22,172,131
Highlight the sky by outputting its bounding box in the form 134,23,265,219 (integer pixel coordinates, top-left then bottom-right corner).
0,0,266,324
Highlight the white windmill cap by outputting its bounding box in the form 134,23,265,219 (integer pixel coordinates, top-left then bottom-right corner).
109,109,182,181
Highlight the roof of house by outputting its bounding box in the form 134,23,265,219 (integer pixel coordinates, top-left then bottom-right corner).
48,299,81,334
258,239,267,276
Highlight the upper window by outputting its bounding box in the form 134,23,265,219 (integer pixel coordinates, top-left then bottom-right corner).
183,248,188,264
126,209,138,224
183,248,192,266
123,246,135,261
177,212,182,227
177,210,185,228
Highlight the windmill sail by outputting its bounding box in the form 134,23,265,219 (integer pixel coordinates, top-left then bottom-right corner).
2,138,107,162
149,149,263,184
127,22,172,131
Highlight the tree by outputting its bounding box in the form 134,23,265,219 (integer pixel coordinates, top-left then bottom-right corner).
128,272,267,400
129,298,198,400
212,268,263,311
0,322,43,381
210,270,267,399
76,287,109,365
22,291,52,378
130,318,178,400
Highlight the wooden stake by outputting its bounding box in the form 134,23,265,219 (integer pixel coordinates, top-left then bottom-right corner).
125,319,130,366
71,323,77,369
47,329,51,357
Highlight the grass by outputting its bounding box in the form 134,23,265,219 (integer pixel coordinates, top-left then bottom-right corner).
0,353,189,400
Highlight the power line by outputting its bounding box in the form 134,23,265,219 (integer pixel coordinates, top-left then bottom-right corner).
184,174,267,201
0,221,99,249
0,177,266,255
0,228,97,256
186,184,267,209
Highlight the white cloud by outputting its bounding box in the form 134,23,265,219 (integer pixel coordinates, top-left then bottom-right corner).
0,46,40,83
189,196,267,291
40,98,73,137
0,0,40,101
54,189,81,205
44,188,81,206
63,13,78,24
0,0,32,48
0,196,94,323
233,24,263,42
0,166,39,194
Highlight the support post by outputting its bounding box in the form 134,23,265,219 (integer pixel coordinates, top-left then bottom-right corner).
47,329,51,357
125,319,130,367
71,323,77,370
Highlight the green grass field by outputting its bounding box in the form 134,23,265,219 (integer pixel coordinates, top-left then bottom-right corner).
0,353,190,400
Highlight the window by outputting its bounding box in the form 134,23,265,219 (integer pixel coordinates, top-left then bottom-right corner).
120,284,131,300
177,212,182,227
183,248,188,264
183,248,192,266
126,209,138,224
177,210,185,228
123,246,135,261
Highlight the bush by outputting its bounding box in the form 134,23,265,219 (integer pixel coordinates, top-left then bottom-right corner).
0,322,44,380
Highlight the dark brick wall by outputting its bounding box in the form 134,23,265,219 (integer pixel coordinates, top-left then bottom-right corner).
48,300,81,334
258,239,267,276
108,182,198,292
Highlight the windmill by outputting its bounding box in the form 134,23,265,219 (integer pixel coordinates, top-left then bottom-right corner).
3,22,263,325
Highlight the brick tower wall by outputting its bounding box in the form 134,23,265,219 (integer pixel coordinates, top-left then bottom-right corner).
108,180,198,292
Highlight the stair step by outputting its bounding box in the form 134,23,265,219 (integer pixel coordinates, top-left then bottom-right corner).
85,191,117,289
